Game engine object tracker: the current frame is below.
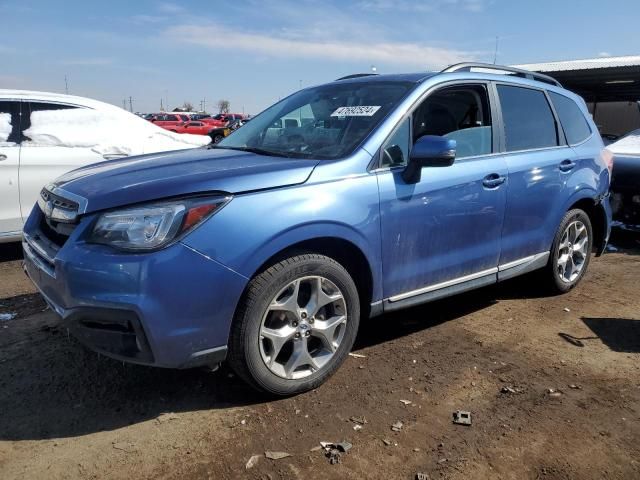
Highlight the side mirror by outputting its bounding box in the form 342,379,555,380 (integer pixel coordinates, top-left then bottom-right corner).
402,135,456,183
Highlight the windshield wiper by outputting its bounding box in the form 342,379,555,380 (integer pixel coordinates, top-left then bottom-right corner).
208,145,295,158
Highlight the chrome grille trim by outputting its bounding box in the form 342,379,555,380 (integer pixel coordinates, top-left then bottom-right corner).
38,187,81,223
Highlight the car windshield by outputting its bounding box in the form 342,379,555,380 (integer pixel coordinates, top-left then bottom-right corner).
216,81,414,159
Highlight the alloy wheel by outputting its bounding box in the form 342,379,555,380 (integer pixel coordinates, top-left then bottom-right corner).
259,276,347,379
556,220,589,283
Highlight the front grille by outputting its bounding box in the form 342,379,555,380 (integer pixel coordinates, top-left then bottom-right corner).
36,188,80,249
40,188,79,212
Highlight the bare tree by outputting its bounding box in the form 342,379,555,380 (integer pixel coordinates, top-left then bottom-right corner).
182,101,194,111
217,99,230,114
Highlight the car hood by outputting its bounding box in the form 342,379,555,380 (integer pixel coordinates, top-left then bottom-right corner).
51,147,320,213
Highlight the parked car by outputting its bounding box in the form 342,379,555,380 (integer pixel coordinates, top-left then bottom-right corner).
172,121,215,136
22,64,612,395
202,113,246,127
606,128,640,227
208,118,248,143
149,113,191,129
0,90,211,242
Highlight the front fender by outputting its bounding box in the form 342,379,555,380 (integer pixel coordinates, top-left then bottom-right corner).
182,173,384,302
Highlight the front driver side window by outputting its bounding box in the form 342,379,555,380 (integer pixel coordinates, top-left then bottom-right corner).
412,84,493,159
380,117,410,167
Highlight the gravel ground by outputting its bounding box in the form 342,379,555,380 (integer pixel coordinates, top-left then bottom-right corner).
0,229,638,480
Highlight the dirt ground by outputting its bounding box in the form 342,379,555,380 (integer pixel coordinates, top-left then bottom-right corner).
0,230,639,480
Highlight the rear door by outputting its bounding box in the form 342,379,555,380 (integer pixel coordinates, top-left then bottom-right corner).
0,100,22,236
18,101,104,221
495,83,573,265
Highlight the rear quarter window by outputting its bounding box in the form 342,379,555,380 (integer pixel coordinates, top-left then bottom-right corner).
549,91,592,145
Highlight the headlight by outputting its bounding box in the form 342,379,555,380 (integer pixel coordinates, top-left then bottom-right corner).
89,196,230,251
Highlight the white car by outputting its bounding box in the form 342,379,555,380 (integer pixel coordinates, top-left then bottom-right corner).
0,90,211,242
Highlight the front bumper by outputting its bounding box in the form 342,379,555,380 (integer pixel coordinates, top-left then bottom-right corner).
22,209,248,368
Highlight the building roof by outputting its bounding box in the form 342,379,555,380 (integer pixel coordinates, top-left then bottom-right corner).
514,55,640,73
513,56,640,102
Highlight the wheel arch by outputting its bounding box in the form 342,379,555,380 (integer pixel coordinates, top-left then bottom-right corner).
248,236,376,318
565,192,608,256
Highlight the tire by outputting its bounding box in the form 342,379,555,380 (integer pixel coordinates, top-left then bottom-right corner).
228,254,360,396
213,134,223,143
544,209,593,294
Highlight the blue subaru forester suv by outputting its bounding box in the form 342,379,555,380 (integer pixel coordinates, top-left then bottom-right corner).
23,64,611,395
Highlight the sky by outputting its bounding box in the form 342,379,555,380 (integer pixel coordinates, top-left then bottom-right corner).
1,0,639,114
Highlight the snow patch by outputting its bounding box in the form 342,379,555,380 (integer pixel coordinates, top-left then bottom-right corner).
0,312,17,321
0,113,12,142
22,108,210,155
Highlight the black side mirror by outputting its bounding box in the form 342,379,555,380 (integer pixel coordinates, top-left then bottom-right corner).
402,135,456,183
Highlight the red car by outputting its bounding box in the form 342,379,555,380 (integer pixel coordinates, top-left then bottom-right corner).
170,121,214,136
149,113,191,129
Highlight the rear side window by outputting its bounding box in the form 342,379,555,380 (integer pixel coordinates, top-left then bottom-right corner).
0,101,21,144
497,85,558,152
21,102,78,142
548,92,591,145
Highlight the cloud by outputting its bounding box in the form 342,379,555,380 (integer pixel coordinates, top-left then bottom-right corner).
157,2,185,14
130,14,167,24
57,58,114,66
357,0,488,13
166,23,476,69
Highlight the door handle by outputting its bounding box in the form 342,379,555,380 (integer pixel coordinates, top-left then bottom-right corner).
559,159,576,172
483,173,506,189
0,154,7,161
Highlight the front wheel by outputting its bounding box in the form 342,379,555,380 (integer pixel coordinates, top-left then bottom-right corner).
228,254,360,395
544,209,593,293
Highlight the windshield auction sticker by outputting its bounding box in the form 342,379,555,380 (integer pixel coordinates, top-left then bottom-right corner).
331,106,381,117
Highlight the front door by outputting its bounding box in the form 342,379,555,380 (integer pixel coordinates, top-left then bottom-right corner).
377,83,507,300
0,100,22,236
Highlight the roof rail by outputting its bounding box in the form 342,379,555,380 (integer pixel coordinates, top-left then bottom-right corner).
441,62,562,87
335,73,378,81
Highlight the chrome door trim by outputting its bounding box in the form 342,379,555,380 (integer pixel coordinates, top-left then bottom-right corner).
386,251,550,304
387,267,498,303
498,251,549,271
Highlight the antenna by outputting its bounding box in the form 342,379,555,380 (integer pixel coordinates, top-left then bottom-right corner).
493,36,499,64
129,96,133,113
64,75,69,94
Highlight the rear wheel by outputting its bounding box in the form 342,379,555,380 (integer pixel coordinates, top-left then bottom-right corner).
213,134,223,143
544,209,593,293
228,254,360,395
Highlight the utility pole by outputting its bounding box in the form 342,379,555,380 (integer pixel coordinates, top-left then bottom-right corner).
202,98,206,113
64,75,69,94
128,96,133,113
493,36,499,64
160,98,164,111
122,99,126,110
